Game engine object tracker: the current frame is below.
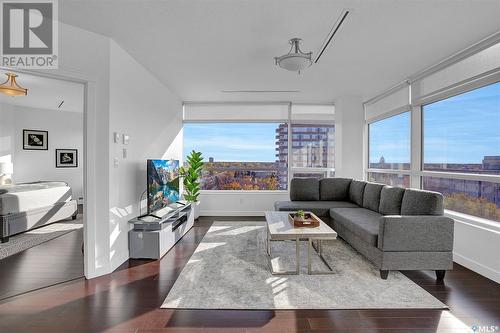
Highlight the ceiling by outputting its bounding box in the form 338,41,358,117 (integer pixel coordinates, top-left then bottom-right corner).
0,71,84,112
59,0,500,103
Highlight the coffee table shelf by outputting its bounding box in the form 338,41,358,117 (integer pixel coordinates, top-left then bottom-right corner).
265,211,337,275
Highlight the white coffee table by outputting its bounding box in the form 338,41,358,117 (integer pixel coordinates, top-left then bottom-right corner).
265,211,338,275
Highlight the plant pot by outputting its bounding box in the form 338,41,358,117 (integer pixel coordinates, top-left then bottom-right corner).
191,201,201,220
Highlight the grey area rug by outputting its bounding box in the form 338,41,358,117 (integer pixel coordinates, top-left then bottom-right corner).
162,221,447,310
0,215,83,260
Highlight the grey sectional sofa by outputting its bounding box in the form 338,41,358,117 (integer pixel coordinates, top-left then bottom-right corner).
274,177,454,280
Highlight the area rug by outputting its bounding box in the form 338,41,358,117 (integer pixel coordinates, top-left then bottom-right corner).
0,215,83,260
162,221,447,310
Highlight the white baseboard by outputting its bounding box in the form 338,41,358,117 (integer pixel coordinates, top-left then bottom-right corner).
454,252,500,284
200,210,265,217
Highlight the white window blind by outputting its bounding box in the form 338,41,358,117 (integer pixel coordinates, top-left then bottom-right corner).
183,103,289,122
364,85,410,123
290,104,335,123
412,42,500,105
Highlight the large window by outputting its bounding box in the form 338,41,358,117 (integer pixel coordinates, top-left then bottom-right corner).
367,111,411,187
423,82,500,174
183,123,287,190
422,82,500,221
369,112,410,170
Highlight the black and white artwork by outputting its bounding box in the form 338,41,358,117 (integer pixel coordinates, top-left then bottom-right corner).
23,129,48,150
56,149,78,168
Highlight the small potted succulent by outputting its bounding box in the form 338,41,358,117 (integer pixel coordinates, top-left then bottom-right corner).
295,210,306,221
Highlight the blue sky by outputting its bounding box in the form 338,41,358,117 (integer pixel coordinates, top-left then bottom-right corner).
423,81,500,164
183,123,279,162
369,81,499,164
185,82,499,164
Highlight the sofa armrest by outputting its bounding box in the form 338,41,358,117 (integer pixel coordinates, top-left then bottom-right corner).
378,215,454,252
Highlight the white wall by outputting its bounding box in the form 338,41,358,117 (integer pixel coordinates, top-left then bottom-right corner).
334,96,365,180
0,104,15,165
108,40,183,270
0,104,84,200
453,218,500,283
198,192,289,216
44,22,111,279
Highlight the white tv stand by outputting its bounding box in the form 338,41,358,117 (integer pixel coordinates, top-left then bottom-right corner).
128,203,194,259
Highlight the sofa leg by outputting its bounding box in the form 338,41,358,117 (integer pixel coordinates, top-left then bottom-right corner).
435,270,446,281
1,236,9,243
380,270,389,279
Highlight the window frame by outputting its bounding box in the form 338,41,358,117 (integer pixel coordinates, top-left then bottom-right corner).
366,78,500,224
183,111,335,193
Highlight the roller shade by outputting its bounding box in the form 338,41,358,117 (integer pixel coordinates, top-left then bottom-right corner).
412,42,500,105
183,103,289,122
365,85,410,122
291,104,335,123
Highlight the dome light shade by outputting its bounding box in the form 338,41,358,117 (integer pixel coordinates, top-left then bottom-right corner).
274,38,312,73
0,73,28,96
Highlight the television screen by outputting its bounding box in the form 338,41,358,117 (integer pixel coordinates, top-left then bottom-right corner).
147,159,180,214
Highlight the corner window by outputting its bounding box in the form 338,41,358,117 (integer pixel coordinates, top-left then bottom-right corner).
422,82,500,221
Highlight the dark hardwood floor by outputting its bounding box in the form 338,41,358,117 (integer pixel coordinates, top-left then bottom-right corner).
0,216,498,333
0,219,84,300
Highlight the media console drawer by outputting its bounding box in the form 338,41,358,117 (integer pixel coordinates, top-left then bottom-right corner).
129,207,194,259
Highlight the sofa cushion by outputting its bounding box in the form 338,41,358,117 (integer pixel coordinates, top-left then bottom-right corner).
362,182,385,212
348,180,367,206
275,201,358,217
330,207,382,246
401,189,444,216
319,178,352,201
290,178,319,201
379,186,405,215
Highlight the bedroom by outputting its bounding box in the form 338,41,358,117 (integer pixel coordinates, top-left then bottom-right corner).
0,71,84,299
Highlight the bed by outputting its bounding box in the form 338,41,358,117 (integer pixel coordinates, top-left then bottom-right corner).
0,181,78,243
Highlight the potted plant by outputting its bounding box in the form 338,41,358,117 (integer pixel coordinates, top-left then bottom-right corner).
295,210,306,221
180,150,204,220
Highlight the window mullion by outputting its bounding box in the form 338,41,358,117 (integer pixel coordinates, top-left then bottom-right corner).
410,104,422,189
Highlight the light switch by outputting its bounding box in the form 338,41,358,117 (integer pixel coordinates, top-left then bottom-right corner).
113,132,120,143
123,148,127,158
123,134,130,145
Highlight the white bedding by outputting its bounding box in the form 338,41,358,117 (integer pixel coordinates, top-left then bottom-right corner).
0,182,72,215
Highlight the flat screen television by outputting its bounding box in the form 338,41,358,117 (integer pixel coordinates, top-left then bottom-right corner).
147,159,180,215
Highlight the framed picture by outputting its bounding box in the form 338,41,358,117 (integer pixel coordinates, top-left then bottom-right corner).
56,149,78,168
23,129,48,150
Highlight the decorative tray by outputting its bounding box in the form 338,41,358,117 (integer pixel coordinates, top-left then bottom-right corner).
288,212,321,228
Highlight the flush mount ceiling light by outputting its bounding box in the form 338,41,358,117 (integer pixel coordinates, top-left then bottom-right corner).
274,38,312,74
0,73,28,96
